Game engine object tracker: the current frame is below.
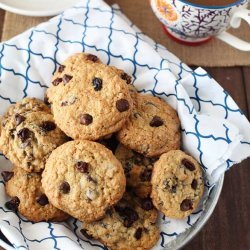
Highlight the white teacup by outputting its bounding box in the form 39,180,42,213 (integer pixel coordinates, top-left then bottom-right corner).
150,0,250,51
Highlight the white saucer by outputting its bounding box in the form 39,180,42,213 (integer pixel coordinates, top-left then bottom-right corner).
0,0,80,16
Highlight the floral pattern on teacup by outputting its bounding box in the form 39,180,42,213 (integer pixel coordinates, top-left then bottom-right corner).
151,0,248,41
156,0,180,22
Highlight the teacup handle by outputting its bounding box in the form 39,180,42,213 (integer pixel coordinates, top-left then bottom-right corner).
216,9,250,51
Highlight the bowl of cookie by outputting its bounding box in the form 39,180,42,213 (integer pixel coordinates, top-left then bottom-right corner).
0,52,225,250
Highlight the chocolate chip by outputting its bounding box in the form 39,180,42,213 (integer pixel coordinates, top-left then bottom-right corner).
5,197,20,211
92,77,103,91
171,185,177,193
182,159,195,171
141,198,153,211
116,99,129,112
62,74,73,84
15,114,25,126
140,169,152,182
180,199,193,211
120,206,138,218
115,206,139,228
123,209,139,227
134,227,143,240
17,128,31,142
121,73,132,84
76,161,89,173
40,121,56,132
44,94,50,105
36,194,49,206
86,54,99,62
58,65,65,73
80,114,93,125
150,116,164,127
59,182,70,194
80,229,93,240
191,179,198,190
1,171,14,182
52,78,62,86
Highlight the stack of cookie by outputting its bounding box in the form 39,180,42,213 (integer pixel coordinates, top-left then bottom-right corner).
0,53,204,250
0,98,69,222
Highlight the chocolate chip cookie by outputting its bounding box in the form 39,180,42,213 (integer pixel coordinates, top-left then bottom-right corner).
115,144,157,198
116,93,181,157
151,150,204,219
46,53,133,141
1,97,51,127
81,192,159,250
42,140,126,222
0,111,67,172
3,166,68,222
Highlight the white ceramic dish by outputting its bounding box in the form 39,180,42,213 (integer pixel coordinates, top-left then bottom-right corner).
0,176,224,250
0,0,80,16
0,239,12,250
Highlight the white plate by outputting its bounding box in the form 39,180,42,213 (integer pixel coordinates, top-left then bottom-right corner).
0,0,80,16
0,239,13,250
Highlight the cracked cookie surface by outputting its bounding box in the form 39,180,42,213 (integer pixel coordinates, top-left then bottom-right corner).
0,111,67,172
4,166,68,222
47,53,133,141
81,192,159,250
151,150,204,219
116,93,181,157
42,140,126,222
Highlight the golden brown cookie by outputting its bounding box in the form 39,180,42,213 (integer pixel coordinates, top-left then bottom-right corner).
0,111,67,172
151,150,204,219
3,167,68,222
81,192,159,250
46,53,133,141
42,140,126,222
116,93,181,157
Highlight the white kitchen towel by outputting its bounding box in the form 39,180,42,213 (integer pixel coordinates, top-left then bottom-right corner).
0,0,249,249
